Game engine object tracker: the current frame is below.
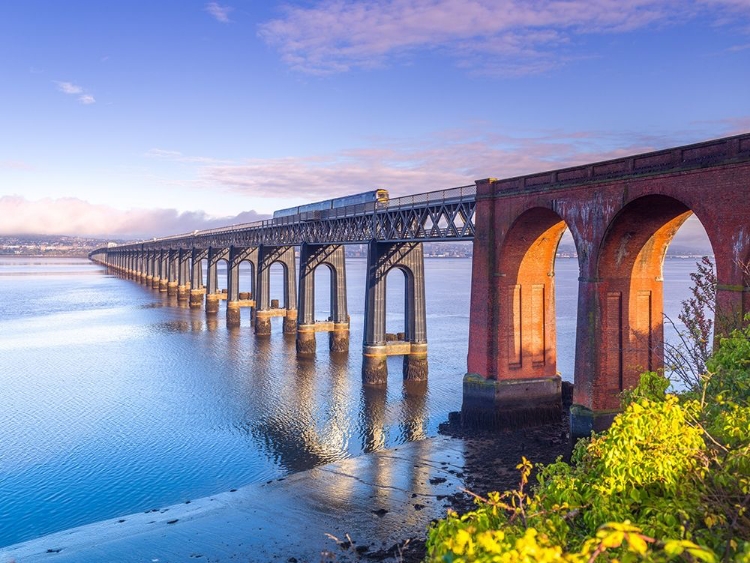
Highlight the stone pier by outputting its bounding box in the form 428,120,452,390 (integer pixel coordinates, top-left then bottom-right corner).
296,243,349,355
254,245,297,336
362,241,428,385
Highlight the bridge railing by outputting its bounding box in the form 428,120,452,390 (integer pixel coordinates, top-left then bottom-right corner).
386,184,476,209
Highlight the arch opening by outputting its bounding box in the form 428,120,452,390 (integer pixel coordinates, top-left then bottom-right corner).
238,260,255,298
269,262,289,309
313,263,334,322
596,194,714,404
661,214,716,390
384,266,413,342
200,257,208,288
216,258,229,292
496,207,570,381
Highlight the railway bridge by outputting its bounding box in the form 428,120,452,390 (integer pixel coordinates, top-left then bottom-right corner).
91,133,750,436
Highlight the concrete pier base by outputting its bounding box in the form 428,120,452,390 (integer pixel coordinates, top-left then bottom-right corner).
363,346,388,385
167,281,178,296
226,302,241,327
189,290,204,309
151,276,160,290
296,328,317,355
283,310,297,335
177,285,189,301
206,294,220,315
461,374,562,428
159,279,168,293
403,343,428,381
330,323,349,353
146,275,153,287
255,311,272,336
570,406,619,440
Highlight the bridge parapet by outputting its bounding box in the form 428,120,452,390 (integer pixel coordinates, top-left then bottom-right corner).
488,133,750,195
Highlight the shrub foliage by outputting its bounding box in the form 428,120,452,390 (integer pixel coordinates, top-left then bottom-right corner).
426,322,750,562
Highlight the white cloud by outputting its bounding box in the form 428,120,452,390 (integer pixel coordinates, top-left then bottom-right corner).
55,81,96,104
258,0,750,75
0,196,267,239
55,81,83,94
196,128,671,202
205,2,232,23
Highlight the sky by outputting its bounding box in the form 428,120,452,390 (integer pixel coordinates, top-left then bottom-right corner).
1,0,748,241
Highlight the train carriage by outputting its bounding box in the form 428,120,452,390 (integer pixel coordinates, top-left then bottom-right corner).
272,189,389,222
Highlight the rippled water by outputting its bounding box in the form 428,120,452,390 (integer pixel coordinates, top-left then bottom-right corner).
0,255,702,547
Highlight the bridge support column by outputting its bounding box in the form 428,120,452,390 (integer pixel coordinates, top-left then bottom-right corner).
140,250,149,285
135,252,144,283
166,249,179,296
330,322,350,353
189,289,205,308
205,247,228,315
189,248,207,309
158,251,169,292
255,245,297,336
404,342,428,381
362,346,388,385
296,244,349,355
463,179,562,428
205,294,220,314
151,250,162,289
362,241,428,385
226,246,257,327
177,249,191,301
283,309,298,334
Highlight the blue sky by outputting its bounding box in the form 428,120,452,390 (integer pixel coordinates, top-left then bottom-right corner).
1,0,748,239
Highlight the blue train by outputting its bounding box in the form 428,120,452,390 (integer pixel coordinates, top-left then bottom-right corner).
272,189,389,221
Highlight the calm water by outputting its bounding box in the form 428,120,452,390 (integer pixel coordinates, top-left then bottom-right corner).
0,255,702,547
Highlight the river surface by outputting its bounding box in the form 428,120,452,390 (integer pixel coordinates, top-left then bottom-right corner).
0,255,703,547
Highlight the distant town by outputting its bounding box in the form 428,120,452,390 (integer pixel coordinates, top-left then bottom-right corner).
0,235,118,257
0,235,710,260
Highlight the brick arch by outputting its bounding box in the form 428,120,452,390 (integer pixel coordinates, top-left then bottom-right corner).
595,194,693,408
496,207,569,381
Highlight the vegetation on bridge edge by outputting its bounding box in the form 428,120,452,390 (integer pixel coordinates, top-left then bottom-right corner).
426,279,750,562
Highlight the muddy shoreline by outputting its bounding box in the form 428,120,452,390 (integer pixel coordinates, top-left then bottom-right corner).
345,412,574,563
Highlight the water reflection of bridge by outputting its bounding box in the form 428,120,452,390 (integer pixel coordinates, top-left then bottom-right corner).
92,133,750,436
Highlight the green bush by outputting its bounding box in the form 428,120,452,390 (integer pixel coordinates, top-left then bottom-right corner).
426,322,750,563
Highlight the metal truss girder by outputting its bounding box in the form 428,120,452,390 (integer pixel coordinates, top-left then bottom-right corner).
105,194,476,252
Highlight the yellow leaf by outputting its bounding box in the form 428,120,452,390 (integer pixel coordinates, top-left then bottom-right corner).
626,533,648,554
